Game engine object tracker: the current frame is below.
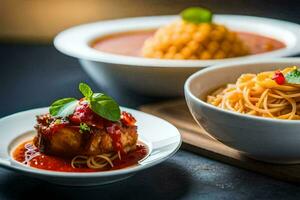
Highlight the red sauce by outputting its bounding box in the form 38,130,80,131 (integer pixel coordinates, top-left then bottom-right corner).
69,99,106,129
106,124,124,154
13,141,148,172
237,32,285,54
91,30,285,57
92,30,154,56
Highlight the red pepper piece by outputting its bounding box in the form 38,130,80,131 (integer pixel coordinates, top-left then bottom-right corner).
121,111,136,126
69,99,104,128
272,71,285,85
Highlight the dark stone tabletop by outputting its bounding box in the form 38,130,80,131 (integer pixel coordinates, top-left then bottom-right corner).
2,2,300,198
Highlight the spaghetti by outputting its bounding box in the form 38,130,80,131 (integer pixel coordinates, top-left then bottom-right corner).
21,142,120,170
13,140,148,172
207,66,300,120
71,153,120,169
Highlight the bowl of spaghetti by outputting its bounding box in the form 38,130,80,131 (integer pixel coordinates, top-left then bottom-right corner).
185,58,300,164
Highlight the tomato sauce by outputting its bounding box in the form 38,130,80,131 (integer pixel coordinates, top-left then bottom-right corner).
13,141,148,172
237,32,285,54
92,30,154,57
91,30,285,57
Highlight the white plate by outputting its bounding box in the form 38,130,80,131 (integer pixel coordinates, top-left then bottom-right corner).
0,107,181,186
54,15,300,97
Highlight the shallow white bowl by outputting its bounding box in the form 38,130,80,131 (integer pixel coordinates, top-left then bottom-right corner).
54,15,300,97
0,107,181,186
185,58,300,164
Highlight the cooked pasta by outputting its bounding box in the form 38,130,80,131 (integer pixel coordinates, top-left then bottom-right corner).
207,66,300,120
142,20,249,59
71,153,120,169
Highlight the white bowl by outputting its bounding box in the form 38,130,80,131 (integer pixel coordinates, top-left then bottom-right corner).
185,58,300,164
0,107,181,186
54,15,300,97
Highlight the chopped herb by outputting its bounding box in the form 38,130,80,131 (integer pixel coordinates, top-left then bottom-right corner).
181,7,212,24
79,123,91,133
54,119,61,124
285,67,300,84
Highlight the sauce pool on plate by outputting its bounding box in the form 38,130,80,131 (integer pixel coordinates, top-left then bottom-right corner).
92,30,155,57
13,140,148,172
91,30,285,57
237,32,285,54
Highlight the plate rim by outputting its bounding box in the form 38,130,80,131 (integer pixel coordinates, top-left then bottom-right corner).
54,14,300,67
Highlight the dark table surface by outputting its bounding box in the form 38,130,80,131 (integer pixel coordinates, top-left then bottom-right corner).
2,2,300,198
1,43,300,200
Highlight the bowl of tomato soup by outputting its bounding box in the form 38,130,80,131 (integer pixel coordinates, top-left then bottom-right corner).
54,15,300,97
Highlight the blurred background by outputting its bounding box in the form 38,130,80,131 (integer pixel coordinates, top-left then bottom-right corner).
1,0,300,43
1,0,300,116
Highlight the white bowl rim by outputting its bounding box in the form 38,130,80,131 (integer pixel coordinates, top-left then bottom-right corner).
184,57,300,124
54,15,300,68
0,107,182,178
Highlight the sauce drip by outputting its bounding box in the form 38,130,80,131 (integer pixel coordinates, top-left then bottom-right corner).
106,124,124,154
13,141,148,172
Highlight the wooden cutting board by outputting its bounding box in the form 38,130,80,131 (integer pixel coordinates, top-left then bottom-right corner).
140,99,300,183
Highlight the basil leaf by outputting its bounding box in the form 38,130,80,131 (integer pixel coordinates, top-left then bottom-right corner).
90,93,121,121
181,7,212,24
285,69,300,84
79,82,93,99
49,98,78,117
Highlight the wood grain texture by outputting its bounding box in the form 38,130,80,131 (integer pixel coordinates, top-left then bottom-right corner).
140,99,300,182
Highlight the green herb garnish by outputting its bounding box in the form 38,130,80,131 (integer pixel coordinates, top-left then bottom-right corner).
49,83,121,121
90,93,121,122
180,7,212,24
79,82,93,99
78,83,121,121
49,98,78,118
285,67,300,84
79,123,91,133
